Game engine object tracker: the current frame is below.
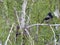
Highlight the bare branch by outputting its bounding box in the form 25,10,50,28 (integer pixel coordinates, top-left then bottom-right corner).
27,24,60,28
4,23,15,45
25,29,34,45
20,0,27,28
20,0,27,45
25,29,31,38
50,25,56,45
14,7,21,27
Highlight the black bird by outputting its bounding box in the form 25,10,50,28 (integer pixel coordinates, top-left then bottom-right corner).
41,12,53,23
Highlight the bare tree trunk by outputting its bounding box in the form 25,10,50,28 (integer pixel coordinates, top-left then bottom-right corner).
20,0,27,45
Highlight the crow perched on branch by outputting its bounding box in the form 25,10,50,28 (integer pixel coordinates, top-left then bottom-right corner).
41,12,53,23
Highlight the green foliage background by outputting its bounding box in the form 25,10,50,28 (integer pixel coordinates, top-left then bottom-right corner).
0,0,60,45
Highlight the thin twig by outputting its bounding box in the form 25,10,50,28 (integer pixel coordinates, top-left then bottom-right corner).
14,7,21,28
4,23,15,45
27,24,60,28
25,28,34,45
50,25,56,45
25,29,31,37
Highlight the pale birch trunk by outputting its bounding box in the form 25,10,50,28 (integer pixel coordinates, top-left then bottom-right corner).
20,0,27,45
